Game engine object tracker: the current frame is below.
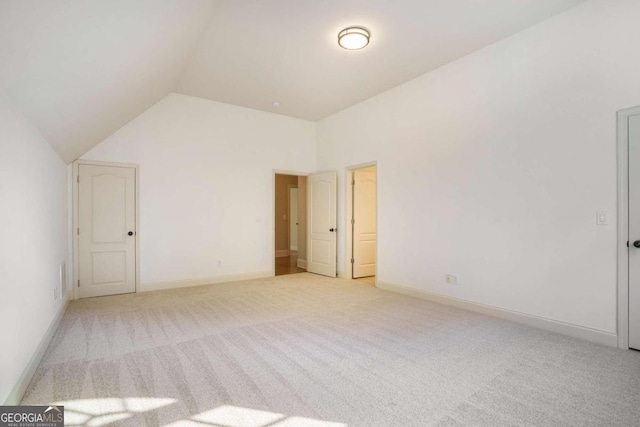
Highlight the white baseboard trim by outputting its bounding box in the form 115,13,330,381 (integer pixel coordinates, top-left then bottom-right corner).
4,293,70,405
297,258,307,269
139,270,273,293
377,281,618,348
275,250,289,258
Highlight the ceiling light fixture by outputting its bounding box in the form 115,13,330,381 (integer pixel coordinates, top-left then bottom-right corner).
338,26,370,50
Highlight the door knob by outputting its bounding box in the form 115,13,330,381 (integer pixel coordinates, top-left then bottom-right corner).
634,240,640,248
128,231,134,236
329,228,335,232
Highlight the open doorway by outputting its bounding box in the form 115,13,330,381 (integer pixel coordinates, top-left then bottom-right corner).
346,164,377,284
275,173,307,276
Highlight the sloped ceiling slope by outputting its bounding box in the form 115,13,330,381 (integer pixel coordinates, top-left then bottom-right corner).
0,0,589,162
176,0,587,121
0,0,218,162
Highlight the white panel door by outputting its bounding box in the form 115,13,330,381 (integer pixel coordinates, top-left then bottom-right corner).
79,164,136,298
307,172,337,277
629,114,640,350
353,169,376,278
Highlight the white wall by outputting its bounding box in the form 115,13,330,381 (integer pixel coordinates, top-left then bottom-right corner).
82,93,316,286
0,94,68,403
316,0,640,334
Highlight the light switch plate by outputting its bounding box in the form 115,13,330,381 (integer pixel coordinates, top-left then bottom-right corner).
596,211,608,225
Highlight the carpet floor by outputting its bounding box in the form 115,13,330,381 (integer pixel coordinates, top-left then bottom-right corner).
21,273,640,426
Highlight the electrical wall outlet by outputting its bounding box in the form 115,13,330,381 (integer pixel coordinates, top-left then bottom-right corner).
446,274,458,285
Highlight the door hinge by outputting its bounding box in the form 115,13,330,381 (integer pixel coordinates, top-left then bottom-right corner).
351,218,355,225
77,280,80,288
77,228,80,235
352,179,355,186
77,175,79,184
351,258,354,264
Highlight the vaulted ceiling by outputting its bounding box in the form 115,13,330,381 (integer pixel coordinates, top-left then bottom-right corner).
0,0,587,162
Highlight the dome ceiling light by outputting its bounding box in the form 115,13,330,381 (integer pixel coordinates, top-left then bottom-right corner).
338,26,370,50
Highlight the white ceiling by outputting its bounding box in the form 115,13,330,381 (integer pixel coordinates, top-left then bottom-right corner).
0,0,217,162
0,0,588,162
176,0,587,121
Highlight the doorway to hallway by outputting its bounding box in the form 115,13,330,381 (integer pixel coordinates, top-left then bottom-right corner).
274,173,307,276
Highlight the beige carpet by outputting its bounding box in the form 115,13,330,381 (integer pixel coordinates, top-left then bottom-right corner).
22,273,640,426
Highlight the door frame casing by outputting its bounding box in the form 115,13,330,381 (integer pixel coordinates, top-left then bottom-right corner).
344,161,378,281
616,106,640,350
72,159,140,300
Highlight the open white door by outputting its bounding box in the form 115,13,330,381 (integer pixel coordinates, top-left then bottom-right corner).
629,113,640,350
78,164,136,298
353,169,376,278
307,172,337,277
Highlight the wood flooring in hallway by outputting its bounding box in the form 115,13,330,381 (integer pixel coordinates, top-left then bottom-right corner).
275,250,306,276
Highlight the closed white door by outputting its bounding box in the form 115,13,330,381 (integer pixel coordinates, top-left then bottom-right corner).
307,172,337,277
629,113,640,350
78,164,136,298
353,169,376,278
